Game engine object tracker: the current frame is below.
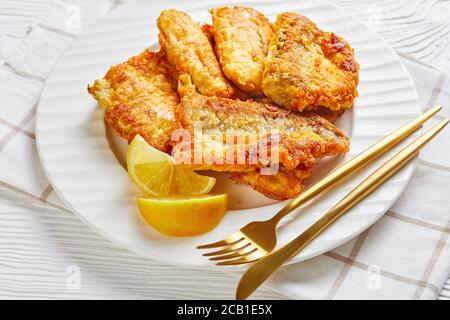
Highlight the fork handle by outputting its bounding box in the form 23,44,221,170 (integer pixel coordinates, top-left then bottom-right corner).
236,119,448,300
269,105,442,224
266,119,447,264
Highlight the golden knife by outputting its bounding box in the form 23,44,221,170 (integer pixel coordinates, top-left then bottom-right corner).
236,119,449,300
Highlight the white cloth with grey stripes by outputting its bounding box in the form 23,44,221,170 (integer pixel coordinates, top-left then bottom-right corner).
0,0,449,299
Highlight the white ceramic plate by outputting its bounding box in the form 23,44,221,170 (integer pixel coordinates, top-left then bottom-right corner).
36,0,420,268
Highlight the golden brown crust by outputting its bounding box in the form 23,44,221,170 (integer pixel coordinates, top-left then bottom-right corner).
230,165,313,200
300,106,345,123
262,12,359,112
173,75,349,172
157,9,237,98
201,23,215,46
210,6,273,95
87,50,180,153
88,9,354,201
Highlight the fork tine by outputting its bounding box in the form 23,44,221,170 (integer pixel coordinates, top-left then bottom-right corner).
202,242,251,257
215,251,266,266
196,240,232,249
209,247,257,261
196,233,244,249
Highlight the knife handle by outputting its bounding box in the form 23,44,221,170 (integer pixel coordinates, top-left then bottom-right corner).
236,119,448,300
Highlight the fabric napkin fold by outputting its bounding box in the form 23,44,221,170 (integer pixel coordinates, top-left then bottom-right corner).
0,0,449,299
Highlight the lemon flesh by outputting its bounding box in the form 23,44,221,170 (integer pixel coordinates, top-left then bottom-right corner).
137,194,228,236
170,169,216,195
127,135,216,196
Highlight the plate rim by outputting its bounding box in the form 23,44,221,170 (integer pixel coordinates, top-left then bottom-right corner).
35,0,421,269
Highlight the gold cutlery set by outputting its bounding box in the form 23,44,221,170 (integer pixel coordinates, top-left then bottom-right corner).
197,105,447,299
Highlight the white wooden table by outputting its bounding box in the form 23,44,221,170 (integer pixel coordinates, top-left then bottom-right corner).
0,0,448,299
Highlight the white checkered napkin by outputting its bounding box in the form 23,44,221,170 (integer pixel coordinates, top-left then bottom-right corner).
0,0,449,300
0,0,113,208
267,55,450,300
0,0,278,301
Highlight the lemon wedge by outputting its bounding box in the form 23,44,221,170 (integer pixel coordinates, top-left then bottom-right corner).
137,194,228,236
170,169,216,195
127,135,216,196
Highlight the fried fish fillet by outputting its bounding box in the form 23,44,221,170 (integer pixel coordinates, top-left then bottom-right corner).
87,50,179,153
173,75,349,172
301,106,345,123
210,6,273,95
157,9,237,98
230,165,313,200
262,12,359,112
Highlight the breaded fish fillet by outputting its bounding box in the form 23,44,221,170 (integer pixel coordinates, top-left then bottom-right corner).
173,75,349,172
87,50,179,153
157,9,237,98
210,6,273,95
262,13,359,112
230,165,313,200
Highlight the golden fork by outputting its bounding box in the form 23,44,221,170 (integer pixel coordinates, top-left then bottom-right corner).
236,119,449,299
197,105,442,266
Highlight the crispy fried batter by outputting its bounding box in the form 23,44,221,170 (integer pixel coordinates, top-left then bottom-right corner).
210,6,273,95
262,12,359,112
88,10,354,201
301,106,345,123
230,165,313,200
201,23,215,45
157,9,237,98
87,50,179,153
173,75,349,172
